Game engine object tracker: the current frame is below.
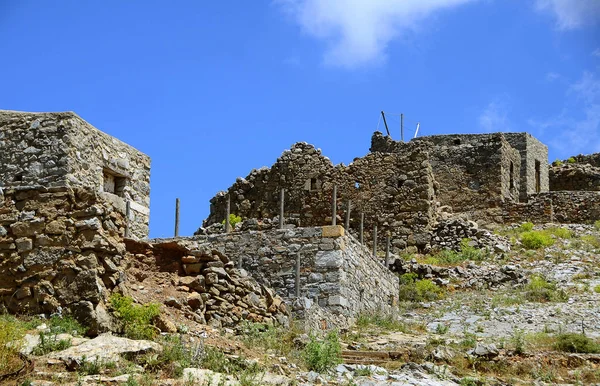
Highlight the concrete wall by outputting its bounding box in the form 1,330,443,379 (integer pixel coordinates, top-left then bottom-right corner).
0,111,150,239
162,225,399,330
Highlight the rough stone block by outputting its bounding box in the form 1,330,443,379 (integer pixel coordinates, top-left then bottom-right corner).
322,225,344,238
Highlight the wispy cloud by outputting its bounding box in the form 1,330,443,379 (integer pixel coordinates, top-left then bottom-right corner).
528,71,600,156
546,72,561,82
535,0,600,30
593,48,600,57
276,0,476,68
479,98,511,132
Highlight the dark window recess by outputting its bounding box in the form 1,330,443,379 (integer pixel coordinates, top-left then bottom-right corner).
13,173,23,182
509,161,515,190
454,139,461,145
310,178,318,191
535,160,541,193
103,169,127,197
397,179,404,188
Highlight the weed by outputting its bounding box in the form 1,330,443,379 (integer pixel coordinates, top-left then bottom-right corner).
78,356,116,375
554,333,600,353
524,275,568,302
459,377,480,386
302,331,342,372
511,329,525,354
47,315,86,336
567,157,576,164
520,231,554,249
398,273,445,302
552,159,563,166
31,332,72,355
356,312,408,332
354,366,373,376
435,323,449,335
594,285,600,294
110,293,160,340
546,227,573,239
594,220,600,231
519,222,534,232
460,331,477,350
239,321,299,358
222,214,242,228
581,235,600,249
0,314,26,375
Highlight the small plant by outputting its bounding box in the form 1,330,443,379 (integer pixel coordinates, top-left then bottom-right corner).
398,273,445,302
355,312,408,332
519,222,534,232
47,315,86,336
520,231,554,249
110,293,160,340
594,285,600,294
0,314,26,376
567,157,577,164
512,328,525,354
547,227,573,239
594,220,600,231
354,366,373,376
222,214,242,228
31,332,72,355
435,323,449,335
525,275,568,302
78,356,116,375
554,333,600,353
552,159,563,166
302,331,342,372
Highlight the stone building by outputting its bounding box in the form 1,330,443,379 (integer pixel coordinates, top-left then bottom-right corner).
0,110,151,238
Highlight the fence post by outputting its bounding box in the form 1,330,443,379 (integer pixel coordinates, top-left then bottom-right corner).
125,200,131,238
295,254,301,298
331,185,337,226
174,198,180,237
279,188,285,229
359,212,364,244
372,224,377,258
385,234,390,267
345,199,351,230
225,195,231,233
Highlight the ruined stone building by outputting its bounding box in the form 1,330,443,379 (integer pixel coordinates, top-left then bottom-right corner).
205,131,598,253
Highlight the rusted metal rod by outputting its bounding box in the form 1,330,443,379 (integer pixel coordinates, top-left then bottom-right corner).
279,188,285,229
332,185,337,226
225,195,231,233
174,198,180,237
345,199,351,230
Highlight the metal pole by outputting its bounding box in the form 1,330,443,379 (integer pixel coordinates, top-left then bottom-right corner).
344,199,351,230
385,234,390,267
225,195,231,233
279,188,285,229
401,113,404,142
332,185,337,226
174,198,180,237
373,224,377,258
295,254,300,297
125,200,131,238
359,212,364,244
381,111,390,137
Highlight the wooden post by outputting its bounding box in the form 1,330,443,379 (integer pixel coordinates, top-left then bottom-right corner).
373,224,377,258
295,254,300,297
125,200,131,238
331,185,337,226
225,195,231,233
344,199,351,230
385,234,390,267
174,198,180,237
279,188,285,229
359,212,364,244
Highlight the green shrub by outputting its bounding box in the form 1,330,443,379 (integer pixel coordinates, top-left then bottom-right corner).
553,159,563,167
459,238,487,262
110,294,160,340
239,322,298,357
302,331,342,372
594,285,600,294
356,312,408,332
547,227,573,239
594,220,600,231
48,315,86,336
520,231,554,249
525,275,567,302
32,332,72,355
398,273,445,302
519,222,534,232
222,214,242,228
554,333,600,353
0,314,26,376
567,157,577,164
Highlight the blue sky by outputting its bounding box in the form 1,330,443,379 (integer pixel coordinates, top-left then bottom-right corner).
1,0,599,238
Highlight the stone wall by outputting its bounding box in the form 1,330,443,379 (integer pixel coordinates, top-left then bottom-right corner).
549,164,600,191
0,111,150,239
155,225,399,330
503,133,549,202
501,192,600,224
0,185,129,334
567,153,600,167
205,140,437,251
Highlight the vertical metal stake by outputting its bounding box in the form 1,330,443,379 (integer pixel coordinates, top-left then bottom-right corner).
225,195,231,233
125,200,131,238
345,199,351,230
331,185,337,226
385,234,390,267
295,254,301,298
174,198,180,237
359,212,364,244
373,224,378,258
279,188,285,229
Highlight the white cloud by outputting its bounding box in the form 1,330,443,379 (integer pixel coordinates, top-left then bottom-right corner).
277,0,476,68
529,71,600,156
593,48,600,57
479,99,511,132
546,72,561,81
535,0,600,30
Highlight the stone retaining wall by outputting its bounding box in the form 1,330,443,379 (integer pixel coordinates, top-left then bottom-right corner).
154,225,399,330
502,192,600,224
550,164,600,191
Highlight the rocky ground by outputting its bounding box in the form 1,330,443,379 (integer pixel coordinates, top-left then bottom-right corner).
1,222,599,385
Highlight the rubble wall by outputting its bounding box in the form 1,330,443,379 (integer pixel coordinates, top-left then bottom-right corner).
205,141,437,251
0,186,129,334
504,133,549,201
0,111,150,239
502,192,600,224
568,153,600,167
161,225,399,330
549,164,600,191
